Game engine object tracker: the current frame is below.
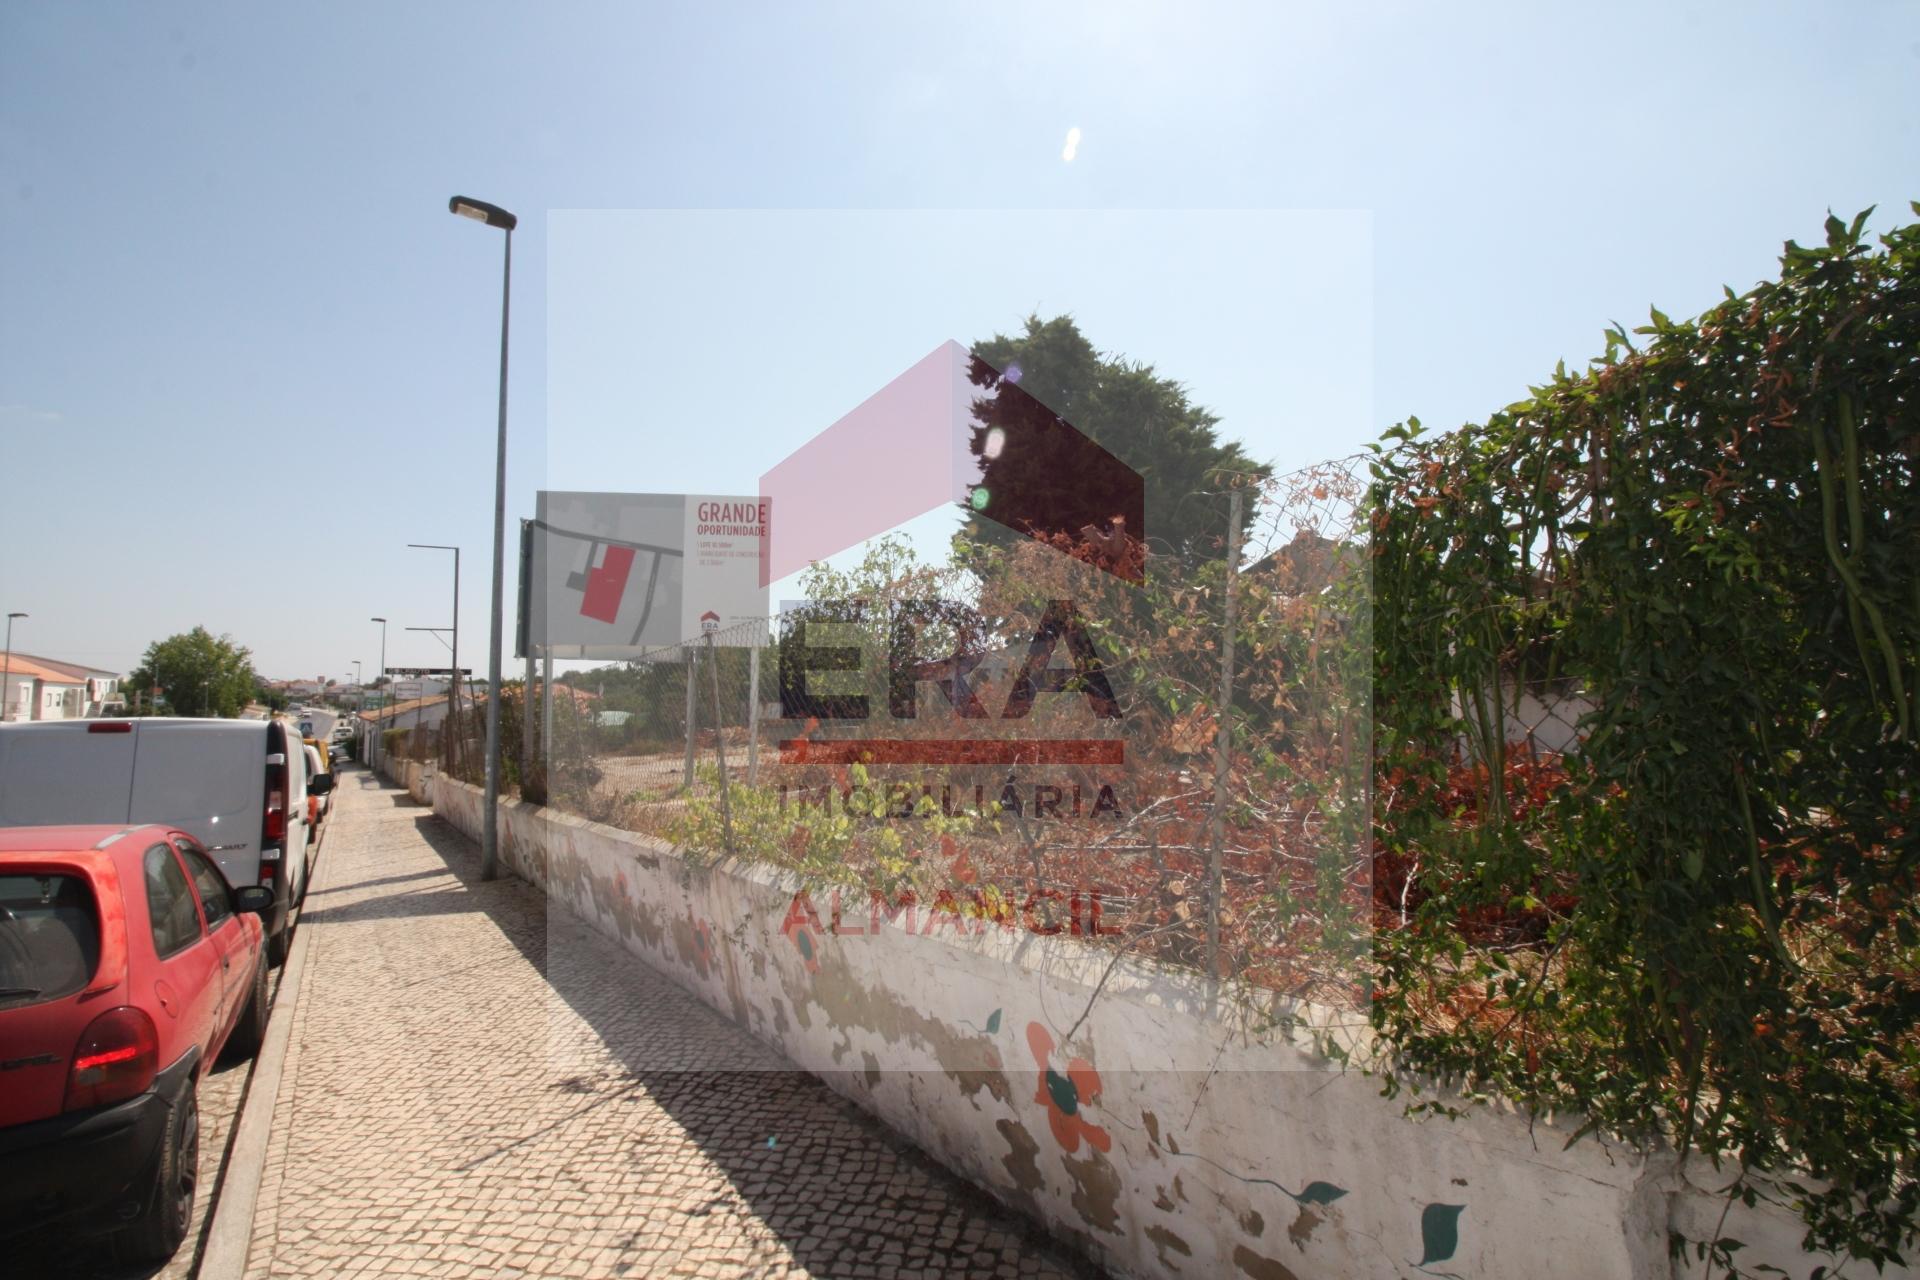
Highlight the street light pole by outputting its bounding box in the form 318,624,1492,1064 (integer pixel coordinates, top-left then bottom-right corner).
408,543,460,775
449,194,516,882
2,611,25,723
371,616,387,773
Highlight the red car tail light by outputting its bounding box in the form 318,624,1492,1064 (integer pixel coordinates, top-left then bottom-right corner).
65,1006,159,1112
87,721,133,733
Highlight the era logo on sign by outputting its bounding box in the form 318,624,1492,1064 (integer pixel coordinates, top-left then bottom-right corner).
780,599,1119,722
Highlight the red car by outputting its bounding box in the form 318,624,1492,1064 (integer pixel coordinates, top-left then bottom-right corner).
0,824,273,1261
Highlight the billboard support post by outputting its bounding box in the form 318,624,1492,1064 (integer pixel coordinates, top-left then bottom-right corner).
517,518,534,793
682,646,697,790
522,646,534,790
703,633,734,851
541,652,554,776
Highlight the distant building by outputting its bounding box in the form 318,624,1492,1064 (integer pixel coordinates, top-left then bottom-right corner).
331,683,372,709
0,653,122,721
355,693,464,754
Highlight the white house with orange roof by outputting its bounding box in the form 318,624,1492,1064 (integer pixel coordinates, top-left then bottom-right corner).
0,652,122,721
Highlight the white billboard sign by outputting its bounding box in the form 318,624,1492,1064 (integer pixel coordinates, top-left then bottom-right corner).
526,491,767,657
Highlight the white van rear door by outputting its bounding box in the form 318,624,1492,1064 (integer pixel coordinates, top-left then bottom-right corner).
128,721,263,888
0,723,137,827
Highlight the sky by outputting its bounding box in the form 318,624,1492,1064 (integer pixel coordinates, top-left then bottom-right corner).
1,1,1915,682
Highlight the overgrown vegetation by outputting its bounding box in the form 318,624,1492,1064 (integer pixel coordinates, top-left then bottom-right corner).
1369,206,1919,1268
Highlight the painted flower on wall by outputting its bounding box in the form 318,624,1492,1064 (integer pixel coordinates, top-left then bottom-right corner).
1027,1022,1110,1153
782,908,822,974
687,911,718,977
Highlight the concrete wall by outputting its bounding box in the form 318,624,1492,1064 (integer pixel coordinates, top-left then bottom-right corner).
382,758,1902,1280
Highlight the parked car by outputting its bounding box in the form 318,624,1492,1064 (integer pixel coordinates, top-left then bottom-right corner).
0,718,328,966
0,823,272,1261
302,742,329,829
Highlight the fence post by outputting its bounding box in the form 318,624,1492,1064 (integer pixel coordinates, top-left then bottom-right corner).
682,644,697,790
1205,486,1244,998
746,641,761,787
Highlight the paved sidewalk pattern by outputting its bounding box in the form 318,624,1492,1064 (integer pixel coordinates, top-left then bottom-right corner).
243,768,1093,1279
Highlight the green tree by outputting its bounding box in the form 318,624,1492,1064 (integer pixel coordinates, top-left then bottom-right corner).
962,315,1268,565
128,627,257,718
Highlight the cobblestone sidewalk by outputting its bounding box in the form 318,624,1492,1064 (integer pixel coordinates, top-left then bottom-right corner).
243,766,1095,1280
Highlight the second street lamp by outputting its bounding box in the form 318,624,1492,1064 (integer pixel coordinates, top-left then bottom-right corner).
371,616,387,770
449,193,516,881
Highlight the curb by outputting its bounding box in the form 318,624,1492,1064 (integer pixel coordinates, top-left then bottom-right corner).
197,814,329,1278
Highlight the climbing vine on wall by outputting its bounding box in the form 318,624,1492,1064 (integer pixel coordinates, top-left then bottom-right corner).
1368,206,1920,1269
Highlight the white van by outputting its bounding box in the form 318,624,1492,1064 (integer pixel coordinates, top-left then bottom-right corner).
0,717,326,964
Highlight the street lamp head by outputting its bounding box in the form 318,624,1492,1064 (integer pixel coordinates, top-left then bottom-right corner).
449,196,517,231
6,612,24,620
371,616,386,624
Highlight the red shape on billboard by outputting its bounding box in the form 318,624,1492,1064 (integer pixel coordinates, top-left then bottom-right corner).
580,545,635,622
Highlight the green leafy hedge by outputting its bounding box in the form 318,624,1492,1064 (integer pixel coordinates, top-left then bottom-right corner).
1369,206,1919,1268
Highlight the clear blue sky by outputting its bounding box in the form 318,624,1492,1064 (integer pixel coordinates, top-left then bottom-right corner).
2,1,1914,681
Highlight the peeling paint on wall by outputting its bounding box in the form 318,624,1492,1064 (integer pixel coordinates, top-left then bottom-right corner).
1231,1243,1302,1280
1145,1223,1193,1271
775,938,1009,1110
1062,1148,1123,1236
996,1117,1043,1201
